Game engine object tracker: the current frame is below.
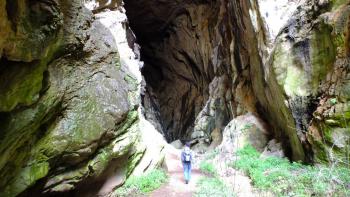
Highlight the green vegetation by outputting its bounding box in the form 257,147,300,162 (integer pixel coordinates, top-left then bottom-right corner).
231,145,350,197
195,177,235,197
114,169,168,196
197,157,234,196
330,97,338,105
331,0,349,10
204,149,219,160
199,161,217,176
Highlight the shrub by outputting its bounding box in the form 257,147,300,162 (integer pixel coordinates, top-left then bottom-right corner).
113,169,168,196
231,145,350,197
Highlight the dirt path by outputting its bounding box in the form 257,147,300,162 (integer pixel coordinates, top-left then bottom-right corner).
146,147,204,197
144,146,257,197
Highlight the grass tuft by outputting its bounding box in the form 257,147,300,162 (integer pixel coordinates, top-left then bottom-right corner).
199,161,217,176
197,157,235,196
113,169,168,196
195,177,235,197
231,145,350,196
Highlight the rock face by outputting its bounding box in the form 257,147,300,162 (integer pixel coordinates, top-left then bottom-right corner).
126,0,350,164
0,0,350,196
0,0,62,62
259,0,350,163
125,0,266,145
0,1,165,196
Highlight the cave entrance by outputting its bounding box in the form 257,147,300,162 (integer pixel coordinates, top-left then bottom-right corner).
124,0,212,143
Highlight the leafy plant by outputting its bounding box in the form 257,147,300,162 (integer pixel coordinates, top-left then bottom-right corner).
199,161,217,176
231,145,350,197
113,169,168,196
195,177,235,197
330,97,337,105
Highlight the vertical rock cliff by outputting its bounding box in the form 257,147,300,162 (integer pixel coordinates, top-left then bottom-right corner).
0,0,349,196
125,0,268,148
258,0,350,163
0,1,165,196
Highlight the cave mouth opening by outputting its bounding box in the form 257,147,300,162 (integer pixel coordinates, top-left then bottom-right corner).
124,0,213,143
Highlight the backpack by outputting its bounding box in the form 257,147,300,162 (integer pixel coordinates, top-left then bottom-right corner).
184,149,191,162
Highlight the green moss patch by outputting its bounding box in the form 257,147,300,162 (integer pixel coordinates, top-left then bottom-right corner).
310,23,336,92
331,0,349,10
0,34,62,112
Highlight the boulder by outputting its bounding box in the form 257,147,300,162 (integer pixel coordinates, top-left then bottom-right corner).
170,140,184,149
219,113,269,155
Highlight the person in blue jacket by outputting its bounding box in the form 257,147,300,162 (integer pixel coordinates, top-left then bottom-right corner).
181,142,193,184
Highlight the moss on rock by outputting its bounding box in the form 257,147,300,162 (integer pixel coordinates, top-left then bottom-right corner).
310,23,336,92
0,35,62,112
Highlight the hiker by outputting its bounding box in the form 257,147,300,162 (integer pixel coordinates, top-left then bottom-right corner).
181,142,193,184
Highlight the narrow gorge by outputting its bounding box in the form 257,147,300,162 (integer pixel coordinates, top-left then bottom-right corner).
0,0,349,196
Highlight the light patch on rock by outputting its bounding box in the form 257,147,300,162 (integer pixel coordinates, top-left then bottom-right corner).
258,0,302,39
249,8,259,32
272,39,310,97
331,128,349,149
131,116,167,176
84,0,100,10
284,63,309,96
93,9,143,84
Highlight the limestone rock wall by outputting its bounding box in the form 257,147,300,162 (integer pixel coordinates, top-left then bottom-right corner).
257,0,350,163
125,0,266,145
0,1,165,196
